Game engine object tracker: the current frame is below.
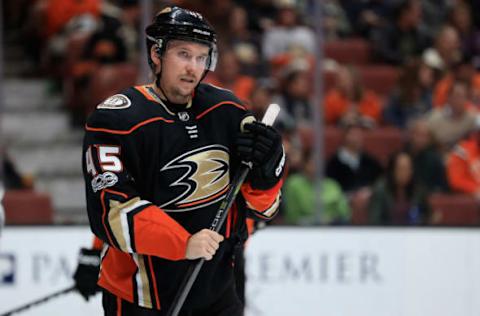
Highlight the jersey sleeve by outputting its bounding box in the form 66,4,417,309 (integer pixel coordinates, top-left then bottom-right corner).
240,178,283,221
83,122,190,261
447,145,478,194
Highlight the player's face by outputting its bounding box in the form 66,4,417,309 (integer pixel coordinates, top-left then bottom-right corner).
160,40,210,103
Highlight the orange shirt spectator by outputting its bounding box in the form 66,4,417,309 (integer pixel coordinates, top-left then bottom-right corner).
324,89,382,125
433,73,480,108
204,49,255,103
206,75,255,104
447,137,480,194
45,0,100,38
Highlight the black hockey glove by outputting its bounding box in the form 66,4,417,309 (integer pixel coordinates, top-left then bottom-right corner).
236,122,286,190
73,248,101,301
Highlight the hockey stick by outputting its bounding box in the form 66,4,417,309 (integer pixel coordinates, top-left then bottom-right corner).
167,104,280,316
0,285,76,316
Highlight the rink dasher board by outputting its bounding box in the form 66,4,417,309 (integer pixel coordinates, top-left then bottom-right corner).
1,226,480,316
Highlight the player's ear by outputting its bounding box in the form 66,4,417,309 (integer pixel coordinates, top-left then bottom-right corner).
150,46,161,71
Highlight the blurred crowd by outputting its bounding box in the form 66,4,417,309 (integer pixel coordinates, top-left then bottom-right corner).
4,0,480,226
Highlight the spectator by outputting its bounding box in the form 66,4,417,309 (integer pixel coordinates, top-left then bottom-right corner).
204,49,255,103
226,5,263,76
371,0,431,65
248,78,295,132
469,0,480,28
422,25,461,72
69,30,128,125
322,0,351,41
324,65,382,128
236,0,278,33
326,124,383,193
433,59,480,107
383,60,434,128
340,0,392,39
261,0,315,62
446,120,480,199
368,151,429,225
421,0,452,34
284,151,350,225
448,2,480,63
426,79,476,153
404,118,449,192
43,0,100,39
104,0,141,62
273,59,313,127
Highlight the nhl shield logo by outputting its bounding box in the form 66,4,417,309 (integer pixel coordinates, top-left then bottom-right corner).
178,111,190,121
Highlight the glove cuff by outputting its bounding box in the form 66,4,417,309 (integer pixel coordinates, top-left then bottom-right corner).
78,248,101,267
250,145,286,190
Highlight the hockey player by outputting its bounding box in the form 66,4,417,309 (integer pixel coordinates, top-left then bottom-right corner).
82,6,285,315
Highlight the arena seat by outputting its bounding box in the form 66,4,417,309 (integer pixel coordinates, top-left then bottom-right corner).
358,65,399,96
63,32,93,78
363,127,404,166
323,70,336,92
322,126,404,166
324,38,371,64
429,193,479,226
86,63,138,115
324,126,343,159
296,125,343,159
3,190,54,224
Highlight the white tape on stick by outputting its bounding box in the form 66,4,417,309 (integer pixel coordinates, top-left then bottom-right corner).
261,103,280,126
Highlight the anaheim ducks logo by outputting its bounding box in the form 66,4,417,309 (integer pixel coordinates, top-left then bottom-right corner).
160,145,230,211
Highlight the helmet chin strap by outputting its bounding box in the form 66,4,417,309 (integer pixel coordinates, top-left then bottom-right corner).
154,56,175,104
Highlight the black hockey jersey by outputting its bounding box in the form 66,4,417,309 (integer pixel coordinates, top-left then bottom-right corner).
82,83,282,311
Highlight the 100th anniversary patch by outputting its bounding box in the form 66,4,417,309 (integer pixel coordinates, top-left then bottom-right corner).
97,94,131,110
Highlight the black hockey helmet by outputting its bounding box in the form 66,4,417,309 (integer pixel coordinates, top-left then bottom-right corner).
145,6,218,71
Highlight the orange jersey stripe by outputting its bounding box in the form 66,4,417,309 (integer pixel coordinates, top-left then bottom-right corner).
196,101,246,120
100,189,129,247
105,189,129,199
85,116,174,135
148,256,161,310
117,296,122,316
134,85,157,103
225,209,232,239
92,236,104,250
100,190,115,246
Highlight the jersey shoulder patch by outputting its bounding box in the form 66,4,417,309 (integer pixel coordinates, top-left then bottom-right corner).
97,94,131,110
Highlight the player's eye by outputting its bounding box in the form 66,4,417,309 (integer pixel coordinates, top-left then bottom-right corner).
178,50,190,59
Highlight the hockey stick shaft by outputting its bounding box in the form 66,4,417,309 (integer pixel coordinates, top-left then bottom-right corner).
167,104,280,316
167,166,250,316
0,285,76,316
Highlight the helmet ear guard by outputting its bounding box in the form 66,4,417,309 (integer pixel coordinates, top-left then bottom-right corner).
208,44,218,72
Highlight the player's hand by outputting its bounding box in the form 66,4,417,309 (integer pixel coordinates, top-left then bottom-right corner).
185,229,224,261
73,248,101,301
236,122,285,189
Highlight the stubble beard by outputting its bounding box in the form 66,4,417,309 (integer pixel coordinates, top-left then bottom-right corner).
170,86,193,104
